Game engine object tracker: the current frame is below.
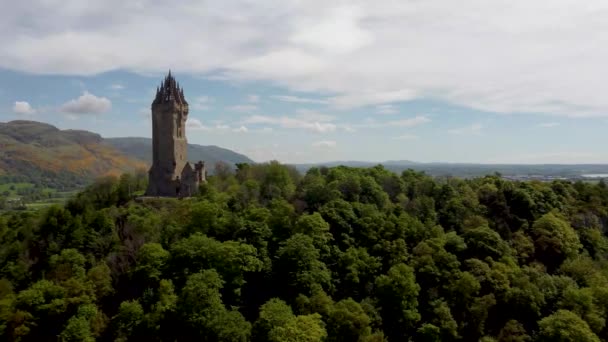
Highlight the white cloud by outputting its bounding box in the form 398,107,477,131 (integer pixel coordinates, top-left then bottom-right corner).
232,125,248,133
538,122,560,128
330,90,418,109
247,94,260,103
110,83,125,90
271,95,328,104
192,96,212,110
229,104,258,113
5,1,608,116
241,112,427,133
187,118,210,131
312,140,337,148
385,116,431,128
60,91,111,114
376,104,398,115
187,118,250,133
393,134,418,140
294,109,335,122
342,125,357,133
448,123,484,135
243,114,337,133
13,101,36,115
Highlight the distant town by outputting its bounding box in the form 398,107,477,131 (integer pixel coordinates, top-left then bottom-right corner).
502,174,608,182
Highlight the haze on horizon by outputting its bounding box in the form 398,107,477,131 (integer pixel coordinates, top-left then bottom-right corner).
1,0,607,164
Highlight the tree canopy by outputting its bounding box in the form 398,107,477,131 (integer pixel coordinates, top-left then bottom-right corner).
2,163,608,341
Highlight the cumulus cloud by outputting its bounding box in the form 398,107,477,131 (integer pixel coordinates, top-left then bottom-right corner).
13,101,36,115
187,118,210,131
312,140,337,148
60,91,111,114
232,125,249,133
4,1,608,116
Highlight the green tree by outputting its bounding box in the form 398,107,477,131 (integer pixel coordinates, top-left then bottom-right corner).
537,309,600,342
135,242,170,281
326,298,373,342
531,213,581,269
497,320,530,342
113,300,143,341
268,313,327,342
275,234,331,295
375,263,420,339
253,298,295,342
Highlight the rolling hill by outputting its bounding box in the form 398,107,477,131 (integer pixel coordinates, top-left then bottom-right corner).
104,137,253,168
0,120,253,189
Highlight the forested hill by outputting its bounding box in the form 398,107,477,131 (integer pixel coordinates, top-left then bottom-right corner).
1,162,608,341
0,120,146,189
0,120,253,189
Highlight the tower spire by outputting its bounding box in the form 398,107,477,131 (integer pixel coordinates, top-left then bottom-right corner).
152,70,188,105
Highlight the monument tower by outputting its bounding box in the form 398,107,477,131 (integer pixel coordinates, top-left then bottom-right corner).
146,71,205,197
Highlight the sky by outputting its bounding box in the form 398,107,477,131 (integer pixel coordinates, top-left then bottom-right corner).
1,0,608,164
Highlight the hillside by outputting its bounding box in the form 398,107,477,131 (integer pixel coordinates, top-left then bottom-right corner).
0,120,147,188
105,137,253,168
0,120,253,189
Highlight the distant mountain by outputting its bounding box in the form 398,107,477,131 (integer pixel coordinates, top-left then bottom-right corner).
0,120,253,188
292,160,608,178
292,160,417,170
105,137,253,168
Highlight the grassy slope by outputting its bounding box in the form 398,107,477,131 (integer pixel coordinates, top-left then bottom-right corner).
0,121,147,180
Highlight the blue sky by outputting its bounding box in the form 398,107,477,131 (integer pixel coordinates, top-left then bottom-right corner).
1,1,608,164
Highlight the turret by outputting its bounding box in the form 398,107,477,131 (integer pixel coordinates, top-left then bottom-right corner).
152,70,188,106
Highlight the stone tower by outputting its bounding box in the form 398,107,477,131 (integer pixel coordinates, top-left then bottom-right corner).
146,71,206,197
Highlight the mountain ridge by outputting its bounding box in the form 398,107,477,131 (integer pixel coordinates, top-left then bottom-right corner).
0,120,253,188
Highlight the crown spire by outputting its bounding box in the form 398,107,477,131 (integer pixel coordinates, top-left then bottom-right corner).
153,70,188,105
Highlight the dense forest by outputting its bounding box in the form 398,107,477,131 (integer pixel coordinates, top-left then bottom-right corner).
1,162,608,341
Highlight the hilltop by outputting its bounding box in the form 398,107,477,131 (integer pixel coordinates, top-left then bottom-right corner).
0,120,253,189
0,120,146,188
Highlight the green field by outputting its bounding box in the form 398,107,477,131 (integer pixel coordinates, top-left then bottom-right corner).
0,182,34,197
0,182,80,211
